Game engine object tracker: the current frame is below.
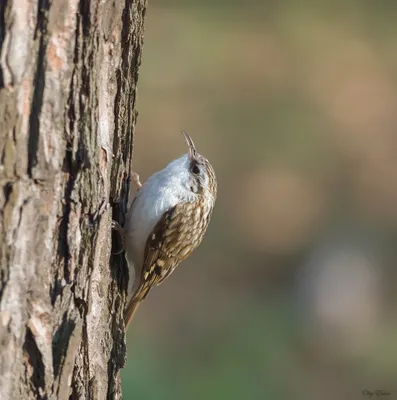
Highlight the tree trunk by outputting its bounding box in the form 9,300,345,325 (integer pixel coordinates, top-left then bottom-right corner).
0,0,146,399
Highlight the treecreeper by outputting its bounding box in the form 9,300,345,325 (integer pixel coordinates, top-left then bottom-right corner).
113,131,217,327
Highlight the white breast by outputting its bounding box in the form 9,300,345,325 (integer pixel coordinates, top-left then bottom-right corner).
124,154,198,296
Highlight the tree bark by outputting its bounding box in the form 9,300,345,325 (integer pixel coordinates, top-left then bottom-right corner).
0,0,146,399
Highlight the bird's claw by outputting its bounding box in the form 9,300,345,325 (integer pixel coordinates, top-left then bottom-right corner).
112,220,125,236
132,172,142,189
111,220,125,255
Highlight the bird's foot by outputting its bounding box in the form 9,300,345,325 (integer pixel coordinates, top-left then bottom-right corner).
111,220,125,236
132,171,142,189
111,220,125,255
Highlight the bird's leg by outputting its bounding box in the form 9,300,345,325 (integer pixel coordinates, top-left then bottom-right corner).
111,221,126,254
111,171,140,253
111,220,125,236
132,171,142,189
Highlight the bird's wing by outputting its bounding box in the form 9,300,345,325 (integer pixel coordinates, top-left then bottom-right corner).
131,203,187,302
124,201,199,326
124,205,181,326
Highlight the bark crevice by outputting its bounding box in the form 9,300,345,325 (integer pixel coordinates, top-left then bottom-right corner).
23,327,46,397
28,0,51,177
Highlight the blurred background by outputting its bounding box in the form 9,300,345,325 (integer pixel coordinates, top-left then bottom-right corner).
121,1,397,399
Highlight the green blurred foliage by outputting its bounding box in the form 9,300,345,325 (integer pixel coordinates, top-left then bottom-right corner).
122,1,397,399
123,300,298,400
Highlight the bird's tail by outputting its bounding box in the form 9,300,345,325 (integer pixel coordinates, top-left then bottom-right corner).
124,298,142,328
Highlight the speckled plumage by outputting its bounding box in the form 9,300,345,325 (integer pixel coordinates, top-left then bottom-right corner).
122,132,217,326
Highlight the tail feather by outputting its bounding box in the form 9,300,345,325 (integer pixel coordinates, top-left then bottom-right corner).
124,299,141,328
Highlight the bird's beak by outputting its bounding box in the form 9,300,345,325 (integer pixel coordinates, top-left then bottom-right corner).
182,130,197,160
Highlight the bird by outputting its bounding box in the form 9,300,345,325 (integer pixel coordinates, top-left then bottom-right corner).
113,131,217,328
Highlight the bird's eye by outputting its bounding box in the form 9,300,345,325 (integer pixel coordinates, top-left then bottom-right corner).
192,164,200,174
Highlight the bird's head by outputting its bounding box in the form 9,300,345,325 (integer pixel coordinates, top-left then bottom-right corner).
181,130,217,199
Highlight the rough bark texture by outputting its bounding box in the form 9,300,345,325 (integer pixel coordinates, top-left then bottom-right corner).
0,0,146,399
